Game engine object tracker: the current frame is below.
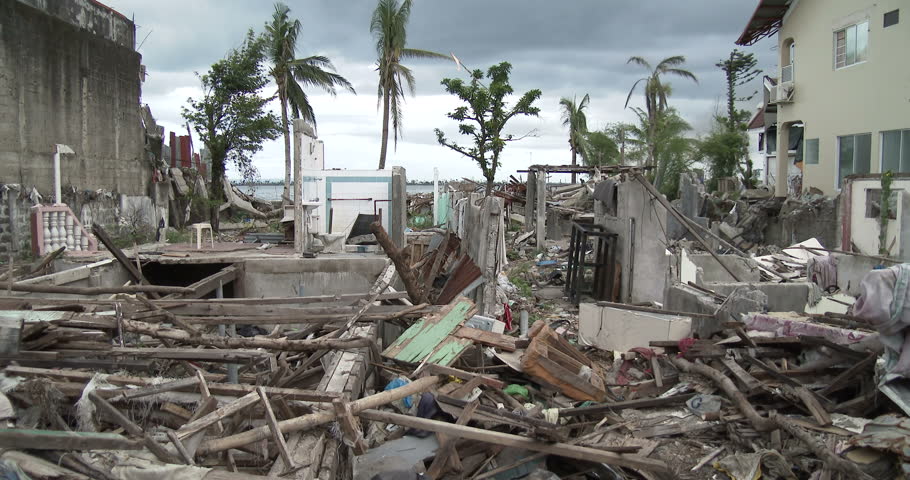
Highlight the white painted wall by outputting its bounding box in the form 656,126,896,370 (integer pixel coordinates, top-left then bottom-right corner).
301,169,394,236
846,177,910,259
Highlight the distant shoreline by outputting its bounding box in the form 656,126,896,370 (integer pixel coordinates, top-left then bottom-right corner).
234,180,437,186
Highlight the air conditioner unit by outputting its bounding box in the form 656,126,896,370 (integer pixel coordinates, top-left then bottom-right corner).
771,84,794,104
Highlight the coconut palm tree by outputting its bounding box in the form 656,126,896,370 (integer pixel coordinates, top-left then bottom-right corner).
266,2,355,203
624,56,697,185
559,94,590,183
371,0,449,169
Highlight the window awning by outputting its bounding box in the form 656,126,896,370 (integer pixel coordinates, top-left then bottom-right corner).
736,0,791,46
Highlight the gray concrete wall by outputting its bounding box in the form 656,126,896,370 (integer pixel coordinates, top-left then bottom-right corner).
833,254,880,296
0,0,149,197
448,192,505,315
707,281,812,313
595,179,669,304
689,254,761,283
241,257,388,297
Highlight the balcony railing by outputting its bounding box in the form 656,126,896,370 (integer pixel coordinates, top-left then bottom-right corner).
30,205,97,256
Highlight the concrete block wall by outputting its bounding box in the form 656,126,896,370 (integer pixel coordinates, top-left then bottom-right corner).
0,187,34,257
0,0,149,197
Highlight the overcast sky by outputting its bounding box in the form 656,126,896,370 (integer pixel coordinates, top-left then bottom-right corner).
106,0,776,182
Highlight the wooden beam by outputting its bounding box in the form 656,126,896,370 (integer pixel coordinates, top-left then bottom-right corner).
370,222,427,304
177,391,259,440
162,265,238,300
332,398,367,455
426,400,478,478
558,393,695,417
424,364,506,389
91,223,160,298
357,409,669,474
197,375,441,455
88,392,177,463
258,387,297,471
0,282,193,295
0,429,142,450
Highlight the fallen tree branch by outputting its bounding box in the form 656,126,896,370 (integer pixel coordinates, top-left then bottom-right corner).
670,356,775,432
770,412,875,480
370,222,428,304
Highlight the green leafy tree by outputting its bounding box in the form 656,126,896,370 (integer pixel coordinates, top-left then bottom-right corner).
716,49,761,187
603,122,636,165
435,62,541,196
183,31,281,232
625,56,698,187
558,94,590,182
629,107,694,198
371,0,450,169
266,2,355,204
582,130,619,166
699,116,749,191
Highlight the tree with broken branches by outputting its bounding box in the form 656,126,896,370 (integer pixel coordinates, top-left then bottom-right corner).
183,30,281,232
435,62,541,196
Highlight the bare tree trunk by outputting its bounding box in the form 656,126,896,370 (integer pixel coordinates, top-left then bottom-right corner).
485,175,494,197
571,147,577,184
280,91,292,205
210,155,225,233
378,84,391,170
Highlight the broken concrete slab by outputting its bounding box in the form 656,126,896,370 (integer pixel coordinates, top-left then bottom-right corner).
579,303,691,352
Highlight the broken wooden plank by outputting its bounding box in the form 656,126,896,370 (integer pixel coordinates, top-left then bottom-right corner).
92,223,159,299
521,322,606,402
558,394,696,418
357,409,669,474
332,398,367,456
720,357,763,395
177,391,259,440
166,430,196,465
819,352,877,396
258,387,297,471
88,392,176,463
454,326,517,352
0,429,142,450
197,375,442,455
117,376,201,400
426,399,479,478
423,364,506,389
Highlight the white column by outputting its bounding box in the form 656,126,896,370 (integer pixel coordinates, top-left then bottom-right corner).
53,144,74,206
433,167,439,226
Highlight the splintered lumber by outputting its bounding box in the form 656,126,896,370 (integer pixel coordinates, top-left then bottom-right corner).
671,356,775,432
769,413,875,480
117,376,201,400
4,366,338,402
720,357,763,395
332,398,367,455
177,391,259,440
196,375,442,455
370,221,428,304
357,409,669,474
166,430,196,465
88,392,177,463
521,321,606,402
119,318,375,352
382,297,475,365
0,429,142,450
0,282,193,295
162,265,238,300
426,399,479,478
424,364,506,389
558,394,696,417
454,326,518,351
92,223,160,299
258,387,297,470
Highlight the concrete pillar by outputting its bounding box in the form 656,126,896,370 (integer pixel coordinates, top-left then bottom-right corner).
536,172,546,247
775,124,790,197
525,171,536,233
391,167,407,249
293,120,316,255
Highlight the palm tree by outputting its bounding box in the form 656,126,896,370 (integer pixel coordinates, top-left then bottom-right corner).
266,2,355,203
371,0,449,169
559,94,590,183
624,56,697,185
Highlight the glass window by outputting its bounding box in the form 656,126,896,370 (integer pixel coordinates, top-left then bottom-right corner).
766,128,777,154
884,9,899,28
805,139,819,164
835,21,869,69
838,133,872,187
882,129,910,172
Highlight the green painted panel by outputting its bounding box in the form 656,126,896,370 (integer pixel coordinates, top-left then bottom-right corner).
427,339,471,365
383,299,472,363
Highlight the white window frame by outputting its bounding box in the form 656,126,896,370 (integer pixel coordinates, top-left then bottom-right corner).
834,21,869,69
880,128,910,173
836,133,872,190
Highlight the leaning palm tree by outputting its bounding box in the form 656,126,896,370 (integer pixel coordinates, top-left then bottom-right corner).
624,56,697,181
371,0,449,169
559,94,590,183
266,2,355,203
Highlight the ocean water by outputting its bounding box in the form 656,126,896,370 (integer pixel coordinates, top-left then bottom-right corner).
238,183,435,201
